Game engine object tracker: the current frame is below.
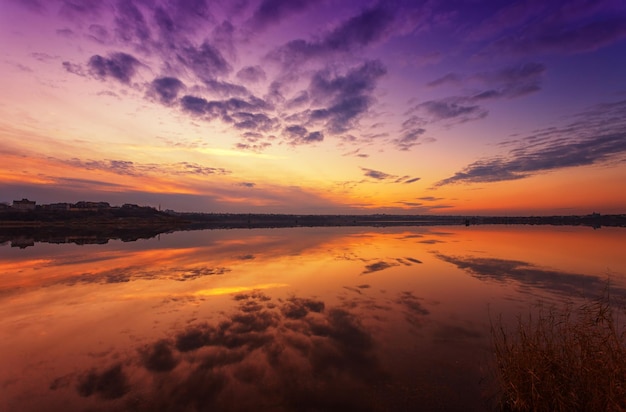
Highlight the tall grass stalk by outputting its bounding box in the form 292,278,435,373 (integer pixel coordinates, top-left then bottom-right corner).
490,291,626,411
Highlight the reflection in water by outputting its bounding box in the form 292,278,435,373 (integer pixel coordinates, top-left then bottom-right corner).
1,226,625,411
67,291,389,411
436,254,626,299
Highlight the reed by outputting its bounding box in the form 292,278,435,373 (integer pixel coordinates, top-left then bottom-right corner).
490,291,626,411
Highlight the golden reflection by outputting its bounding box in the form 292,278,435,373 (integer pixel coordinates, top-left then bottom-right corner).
193,283,289,296
1,226,625,412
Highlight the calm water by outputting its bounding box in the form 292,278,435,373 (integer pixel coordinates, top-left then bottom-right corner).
1,225,625,411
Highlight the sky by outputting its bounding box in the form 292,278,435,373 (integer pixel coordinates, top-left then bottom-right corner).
1,0,625,215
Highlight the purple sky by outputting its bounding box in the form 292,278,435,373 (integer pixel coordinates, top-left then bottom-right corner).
1,0,625,214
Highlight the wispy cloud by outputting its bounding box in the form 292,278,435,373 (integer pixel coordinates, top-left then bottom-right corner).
266,4,394,69
360,167,420,184
436,100,626,186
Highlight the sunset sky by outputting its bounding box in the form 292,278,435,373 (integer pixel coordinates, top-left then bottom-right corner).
1,0,625,214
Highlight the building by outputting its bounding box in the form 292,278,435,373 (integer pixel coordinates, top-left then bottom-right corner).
12,198,36,210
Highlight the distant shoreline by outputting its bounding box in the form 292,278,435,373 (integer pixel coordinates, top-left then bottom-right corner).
2,209,624,248
1,207,625,228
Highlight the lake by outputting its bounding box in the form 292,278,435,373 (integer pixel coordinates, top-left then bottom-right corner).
1,225,625,411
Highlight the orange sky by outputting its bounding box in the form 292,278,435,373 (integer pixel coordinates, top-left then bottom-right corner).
1,1,625,214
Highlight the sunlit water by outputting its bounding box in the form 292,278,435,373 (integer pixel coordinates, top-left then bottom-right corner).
1,225,625,411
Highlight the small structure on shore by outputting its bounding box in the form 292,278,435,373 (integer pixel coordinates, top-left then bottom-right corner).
12,198,36,211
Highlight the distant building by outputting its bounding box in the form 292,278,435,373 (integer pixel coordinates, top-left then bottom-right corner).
48,203,70,211
71,201,111,211
12,198,36,210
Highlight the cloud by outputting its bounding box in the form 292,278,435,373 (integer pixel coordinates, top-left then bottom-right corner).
361,167,392,180
233,112,277,133
417,99,488,123
248,0,316,31
362,261,399,274
427,73,462,87
412,62,545,129
392,127,427,151
62,61,85,76
58,0,103,20
114,1,151,43
303,60,386,134
204,79,248,97
487,12,626,56
150,77,185,104
180,41,232,82
235,65,266,83
436,99,626,186
472,62,546,99
62,158,230,178
180,95,272,121
360,167,420,184
87,52,140,83
267,5,394,68
283,125,324,145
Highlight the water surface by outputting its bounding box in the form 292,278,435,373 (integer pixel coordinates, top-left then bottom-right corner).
1,225,625,411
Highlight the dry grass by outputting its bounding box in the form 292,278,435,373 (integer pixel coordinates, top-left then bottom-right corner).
490,290,626,412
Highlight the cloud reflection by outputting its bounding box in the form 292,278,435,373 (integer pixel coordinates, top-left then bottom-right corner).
436,254,625,298
59,291,392,411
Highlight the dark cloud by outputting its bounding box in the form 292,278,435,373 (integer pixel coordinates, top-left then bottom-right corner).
285,90,309,109
392,127,427,151
62,61,85,76
150,77,185,104
248,0,316,31
436,100,626,186
267,5,394,67
283,125,324,145
472,62,546,100
114,1,150,43
61,157,230,179
342,149,369,158
414,62,545,129
180,94,272,125
180,41,232,82
87,52,140,83
304,60,386,134
235,65,266,83
361,167,392,180
488,13,626,56
427,72,462,87
87,24,109,43
360,167,420,184
58,0,103,20
467,1,626,56
233,112,277,132
180,95,209,115
416,99,488,123
204,79,248,97
418,196,444,201
362,261,399,274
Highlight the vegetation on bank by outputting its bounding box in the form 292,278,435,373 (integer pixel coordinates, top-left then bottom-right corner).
490,290,626,411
